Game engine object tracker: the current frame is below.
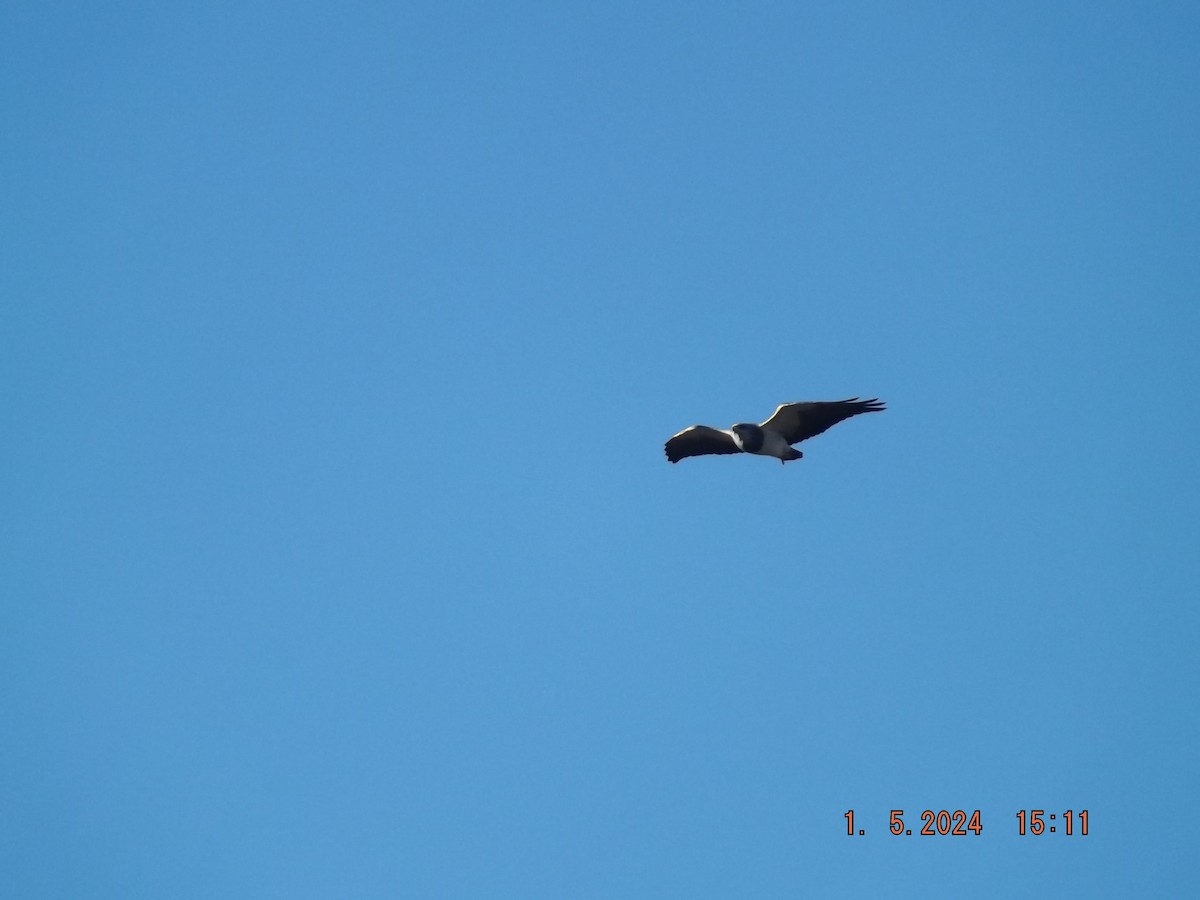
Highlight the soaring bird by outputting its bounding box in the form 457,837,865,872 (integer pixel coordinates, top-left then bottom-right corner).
664,398,885,464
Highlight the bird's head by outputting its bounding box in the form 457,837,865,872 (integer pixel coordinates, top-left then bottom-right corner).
730,422,764,452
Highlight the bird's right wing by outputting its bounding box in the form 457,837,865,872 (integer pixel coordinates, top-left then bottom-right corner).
664,425,741,463
760,398,886,444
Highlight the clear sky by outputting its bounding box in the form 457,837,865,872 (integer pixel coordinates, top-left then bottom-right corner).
4,1,1198,896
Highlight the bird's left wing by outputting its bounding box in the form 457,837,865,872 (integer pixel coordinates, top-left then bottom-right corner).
664,425,740,463
760,397,886,444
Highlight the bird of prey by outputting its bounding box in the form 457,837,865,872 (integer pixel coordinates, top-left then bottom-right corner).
664,397,885,465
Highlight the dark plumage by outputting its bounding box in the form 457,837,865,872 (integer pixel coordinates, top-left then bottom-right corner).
665,397,885,465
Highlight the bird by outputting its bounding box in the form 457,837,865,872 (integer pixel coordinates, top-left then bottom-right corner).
664,397,885,465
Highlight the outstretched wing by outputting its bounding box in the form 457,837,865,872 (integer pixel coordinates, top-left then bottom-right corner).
664,425,741,463
759,398,886,445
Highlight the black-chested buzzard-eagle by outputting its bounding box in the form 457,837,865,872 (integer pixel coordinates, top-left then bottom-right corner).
664,398,885,464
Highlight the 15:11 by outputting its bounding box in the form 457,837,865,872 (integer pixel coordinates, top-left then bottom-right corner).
1015,809,1088,835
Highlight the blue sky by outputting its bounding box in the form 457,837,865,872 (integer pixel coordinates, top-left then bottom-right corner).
4,1,1198,896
